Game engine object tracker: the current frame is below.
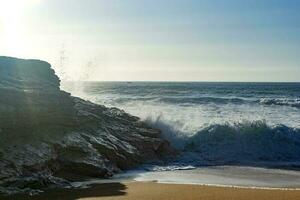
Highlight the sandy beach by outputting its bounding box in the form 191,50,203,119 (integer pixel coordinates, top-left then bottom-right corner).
1,0,299,198
4,182,300,200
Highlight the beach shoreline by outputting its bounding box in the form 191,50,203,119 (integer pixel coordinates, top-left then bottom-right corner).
4,181,300,200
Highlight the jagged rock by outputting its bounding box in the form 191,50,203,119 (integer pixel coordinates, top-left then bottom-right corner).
0,56,173,195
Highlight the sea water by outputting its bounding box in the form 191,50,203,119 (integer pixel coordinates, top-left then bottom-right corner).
63,82,300,188
62,82,300,130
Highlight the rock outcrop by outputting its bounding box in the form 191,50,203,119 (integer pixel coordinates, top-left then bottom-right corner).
0,56,173,195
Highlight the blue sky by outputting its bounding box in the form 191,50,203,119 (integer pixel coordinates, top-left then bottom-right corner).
0,0,299,81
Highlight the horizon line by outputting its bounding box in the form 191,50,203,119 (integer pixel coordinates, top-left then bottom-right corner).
62,80,300,83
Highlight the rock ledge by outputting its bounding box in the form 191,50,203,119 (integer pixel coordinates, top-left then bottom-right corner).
0,56,173,195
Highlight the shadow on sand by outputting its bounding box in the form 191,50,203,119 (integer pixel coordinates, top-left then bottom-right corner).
0,182,127,200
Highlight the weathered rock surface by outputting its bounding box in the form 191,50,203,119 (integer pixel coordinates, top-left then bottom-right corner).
0,56,173,195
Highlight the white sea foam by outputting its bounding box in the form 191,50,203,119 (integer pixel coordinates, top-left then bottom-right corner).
134,166,300,189
62,82,300,165
259,98,300,108
62,82,300,188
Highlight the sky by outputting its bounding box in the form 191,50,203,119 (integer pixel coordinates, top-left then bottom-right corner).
0,0,299,82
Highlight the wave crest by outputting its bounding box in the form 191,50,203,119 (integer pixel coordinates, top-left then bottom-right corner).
259,98,300,108
159,96,246,105
185,121,300,163
146,117,300,164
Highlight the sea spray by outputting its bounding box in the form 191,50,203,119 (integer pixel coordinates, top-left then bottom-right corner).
144,117,300,165
184,121,300,163
63,81,300,166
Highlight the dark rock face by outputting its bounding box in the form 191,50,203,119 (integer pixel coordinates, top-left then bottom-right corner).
0,56,173,195
0,57,60,91
0,57,75,130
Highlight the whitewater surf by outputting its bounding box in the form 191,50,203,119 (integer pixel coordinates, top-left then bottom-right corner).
63,81,300,188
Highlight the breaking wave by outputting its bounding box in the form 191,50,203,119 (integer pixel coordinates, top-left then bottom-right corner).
62,81,300,167
158,96,247,105
111,96,300,109
147,118,300,165
259,98,300,108
186,121,300,163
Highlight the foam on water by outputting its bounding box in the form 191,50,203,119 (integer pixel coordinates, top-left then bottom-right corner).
62,82,300,166
70,166,300,190
259,98,300,108
133,166,300,190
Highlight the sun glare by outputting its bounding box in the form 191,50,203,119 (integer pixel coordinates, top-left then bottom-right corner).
0,0,41,57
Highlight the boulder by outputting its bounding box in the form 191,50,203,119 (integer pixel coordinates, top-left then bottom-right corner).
0,56,173,195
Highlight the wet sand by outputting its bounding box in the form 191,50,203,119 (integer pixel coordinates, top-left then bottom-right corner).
5,182,300,200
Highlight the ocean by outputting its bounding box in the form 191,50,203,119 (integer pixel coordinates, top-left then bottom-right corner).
63,82,300,188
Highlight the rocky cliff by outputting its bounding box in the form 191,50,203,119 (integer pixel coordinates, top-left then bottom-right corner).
0,56,173,195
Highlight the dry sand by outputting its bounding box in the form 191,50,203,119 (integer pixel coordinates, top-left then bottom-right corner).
4,182,300,200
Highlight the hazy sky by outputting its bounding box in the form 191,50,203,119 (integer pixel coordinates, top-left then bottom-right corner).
0,0,299,81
